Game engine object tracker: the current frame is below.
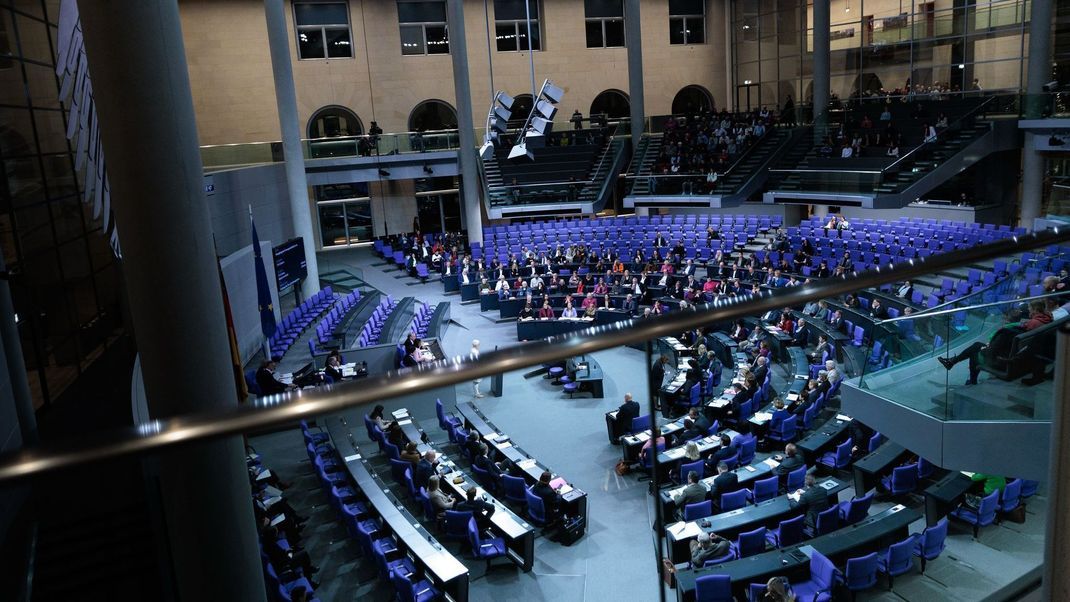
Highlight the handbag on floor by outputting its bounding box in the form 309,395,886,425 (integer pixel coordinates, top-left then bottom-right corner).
661,558,677,589
615,460,631,476
1004,505,1026,523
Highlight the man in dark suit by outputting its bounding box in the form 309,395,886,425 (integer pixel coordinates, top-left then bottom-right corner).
532,471,563,521
622,293,639,315
752,356,769,385
256,360,292,395
455,487,497,531
613,393,641,442
672,471,708,520
789,474,830,529
474,443,503,483
709,462,739,506
653,232,668,247
792,318,810,347
650,355,670,393
774,443,805,476
415,451,438,490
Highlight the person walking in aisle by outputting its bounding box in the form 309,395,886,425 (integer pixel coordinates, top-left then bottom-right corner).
470,339,484,398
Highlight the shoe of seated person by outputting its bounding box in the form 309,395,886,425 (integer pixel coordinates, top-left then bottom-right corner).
937,357,952,370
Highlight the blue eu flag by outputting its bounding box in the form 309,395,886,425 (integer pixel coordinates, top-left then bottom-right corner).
252,218,277,339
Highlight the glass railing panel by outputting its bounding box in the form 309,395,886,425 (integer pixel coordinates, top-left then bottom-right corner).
857,246,1068,422
201,142,279,170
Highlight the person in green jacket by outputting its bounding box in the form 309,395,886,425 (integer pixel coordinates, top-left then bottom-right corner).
971,472,1007,496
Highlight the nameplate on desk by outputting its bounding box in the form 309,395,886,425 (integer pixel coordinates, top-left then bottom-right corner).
890,504,905,512
397,419,413,426
344,453,362,462
819,480,837,490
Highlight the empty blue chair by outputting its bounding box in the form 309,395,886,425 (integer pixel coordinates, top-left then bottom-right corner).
786,465,807,492
436,398,460,431
630,414,652,434
695,574,733,601
403,467,418,499
389,458,411,485
720,489,748,512
792,550,839,602
998,478,1022,521
950,489,1000,538
911,517,948,573
736,436,757,465
766,514,805,548
684,500,713,522
917,457,935,480
867,432,884,453
733,526,767,558
443,510,474,542
471,463,498,492
1020,479,1040,498
844,552,879,597
878,535,918,589
502,474,527,505
372,538,416,582
750,476,779,504
390,566,438,602
881,463,918,497
468,517,508,569
679,459,706,485
838,492,874,526
818,438,854,471
809,506,840,537
525,487,549,526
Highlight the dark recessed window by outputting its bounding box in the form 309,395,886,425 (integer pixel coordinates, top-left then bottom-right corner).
670,0,705,45
293,1,353,59
494,0,542,52
398,1,450,55
585,0,625,48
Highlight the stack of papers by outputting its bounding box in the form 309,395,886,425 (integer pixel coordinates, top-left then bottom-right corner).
667,522,704,539
743,465,757,472
397,419,412,426
517,458,538,470
786,393,799,402
753,412,773,422
392,409,408,419
763,458,780,467
635,432,651,442
836,414,853,422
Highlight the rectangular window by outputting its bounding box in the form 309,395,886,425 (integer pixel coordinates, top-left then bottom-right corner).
494,0,541,52
398,0,450,55
293,1,353,59
670,0,705,45
585,0,624,48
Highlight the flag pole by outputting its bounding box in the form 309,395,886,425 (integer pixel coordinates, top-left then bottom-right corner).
251,205,273,361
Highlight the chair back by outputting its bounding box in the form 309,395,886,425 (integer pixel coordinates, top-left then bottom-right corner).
918,518,948,559
777,515,806,548
977,488,1001,524
1000,478,1022,512
721,489,748,512
752,476,778,504
389,458,410,484
436,398,451,430
502,475,527,504
683,500,713,522
694,574,732,602
737,437,757,465
390,569,417,602
917,456,935,479
868,432,884,453
404,467,418,498
418,487,436,523
680,459,706,483
885,535,917,575
844,552,879,591
736,527,767,558
815,506,840,535
631,413,652,433
525,487,548,524
472,463,496,491
786,466,807,492
722,451,739,470
444,510,474,541
689,383,701,406
1020,479,1040,498
891,463,918,494
844,492,874,525
810,550,838,589
834,438,853,467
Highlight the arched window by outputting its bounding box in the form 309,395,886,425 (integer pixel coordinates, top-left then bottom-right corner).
671,85,714,114
408,100,458,132
506,94,534,129
307,105,363,138
590,90,630,119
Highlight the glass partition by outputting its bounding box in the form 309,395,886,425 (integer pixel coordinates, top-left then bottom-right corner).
858,247,1068,422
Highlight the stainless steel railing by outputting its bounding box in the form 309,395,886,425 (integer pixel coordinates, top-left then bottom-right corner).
0,228,1066,482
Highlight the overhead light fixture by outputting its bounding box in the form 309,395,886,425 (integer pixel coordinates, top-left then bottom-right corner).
535,99,558,121
508,142,533,160
479,141,495,161
481,89,516,161
509,78,565,162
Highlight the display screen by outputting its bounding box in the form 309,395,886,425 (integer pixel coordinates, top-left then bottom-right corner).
272,238,307,291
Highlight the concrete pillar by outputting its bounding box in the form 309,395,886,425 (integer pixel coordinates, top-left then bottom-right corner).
265,0,320,297
448,0,483,245
812,204,829,219
624,0,645,144
0,247,36,445
812,0,830,141
1020,0,1055,228
1043,327,1070,601
76,2,266,599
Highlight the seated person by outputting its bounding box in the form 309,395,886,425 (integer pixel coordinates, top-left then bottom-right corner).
705,435,735,474
583,303,597,319
561,299,578,318
473,442,503,485
256,360,294,395
518,302,535,321
613,393,640,441
788,474,830,529
400,441,421,465
455,486,496,530
679,407,711,441
639,427,667,465
426,475,456,518
415,451,439,489
401,338,425,367
672,470,708,521
532,470,564,521
538,300,555,319
709,462,739,504
324,354,344,383
937,304,1049,385
773,443,805,477
689,532,731,567
369,404,397,432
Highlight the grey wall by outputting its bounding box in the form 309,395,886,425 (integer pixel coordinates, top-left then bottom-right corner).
205,164,293,256
220,242,282,364
839,202,1008,225
657,203,807,225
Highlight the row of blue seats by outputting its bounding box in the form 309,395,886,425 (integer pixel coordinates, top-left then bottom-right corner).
301,421,442,602
310,290,361,356
268,287,336,358
357,296,399,348
409,303,432,339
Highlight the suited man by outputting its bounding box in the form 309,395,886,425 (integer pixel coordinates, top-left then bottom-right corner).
752,356,769,386
686,407,711,435
256,360,292,395
789,474,830,529
774,443,805,477
653,232,668,247
622,294,639,315
324,355,344,383
869,299,888,320
809,334,831,363
415,451,438,490
680,259,696,277
792,318,810,347
613,393,641,441
705,435,735,475
650,355,670,392
532,471,563,521
474,443,503,483
455,487,496,531
672,471,708,520
690,532,731,566
709,462,739,505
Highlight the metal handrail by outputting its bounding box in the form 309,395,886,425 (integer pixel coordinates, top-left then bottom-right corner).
876,289,1070,324
882,95,998,172
0,228,1066,482
622,125,782,180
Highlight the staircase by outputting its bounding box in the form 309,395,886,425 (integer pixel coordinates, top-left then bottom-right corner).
624,133,662,195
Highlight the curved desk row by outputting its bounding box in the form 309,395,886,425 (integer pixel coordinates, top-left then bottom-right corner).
325,418,469,601
515,310,632,341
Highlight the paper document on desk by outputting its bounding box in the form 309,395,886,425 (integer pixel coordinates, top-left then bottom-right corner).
392,409,408,419
270,514,287,527
786,393,799,402
753,412,773,422
262,495,282,509
665,447,685,459
263,485,282,498
517,459,538,470
635,432,651,442
256,469,272,481
397,419,412,426
498,441,512,448
763,458,780,468
674,522,704,539
743,465,757,472
836,414,852,422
